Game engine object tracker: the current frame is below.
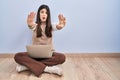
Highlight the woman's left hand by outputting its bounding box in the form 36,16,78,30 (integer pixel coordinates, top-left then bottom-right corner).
57,14,66,29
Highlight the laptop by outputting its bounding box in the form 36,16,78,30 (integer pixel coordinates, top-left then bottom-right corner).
26,45,53,58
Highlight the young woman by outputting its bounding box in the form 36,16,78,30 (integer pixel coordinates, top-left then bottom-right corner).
14,4,66,77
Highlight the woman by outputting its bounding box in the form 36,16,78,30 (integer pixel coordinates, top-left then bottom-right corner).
14,4,66,77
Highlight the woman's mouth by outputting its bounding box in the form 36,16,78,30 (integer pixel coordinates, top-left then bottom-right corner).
43,17,45,19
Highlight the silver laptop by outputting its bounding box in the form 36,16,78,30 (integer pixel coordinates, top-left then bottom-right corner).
26,45,53,58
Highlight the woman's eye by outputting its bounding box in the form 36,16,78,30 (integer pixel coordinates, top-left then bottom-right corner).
41,11,44,13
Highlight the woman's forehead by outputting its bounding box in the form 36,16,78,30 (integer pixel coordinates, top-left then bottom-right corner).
40,8,47,12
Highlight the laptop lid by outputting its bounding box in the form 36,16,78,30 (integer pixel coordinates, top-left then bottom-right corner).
26,45,53,58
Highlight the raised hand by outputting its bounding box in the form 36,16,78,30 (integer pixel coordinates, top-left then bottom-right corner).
57,14,66,29
27,12,36,27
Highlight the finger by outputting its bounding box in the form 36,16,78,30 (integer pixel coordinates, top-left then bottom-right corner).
62,17,66,25
61,14,64,20
58,14,61,21
29,12,34,18
27,14,31,21
31,12,35,18
62,16,66,22
61,14,64,19
63,20,66,25
58,14,63,20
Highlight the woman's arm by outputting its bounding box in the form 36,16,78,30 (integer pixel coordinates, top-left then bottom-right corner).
56,14,66,30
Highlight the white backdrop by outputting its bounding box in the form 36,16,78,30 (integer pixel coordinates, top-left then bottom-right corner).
0,0,120,53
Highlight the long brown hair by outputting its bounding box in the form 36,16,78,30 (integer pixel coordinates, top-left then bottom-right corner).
36,4,52,37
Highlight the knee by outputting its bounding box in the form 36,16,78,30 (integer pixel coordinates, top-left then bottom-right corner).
14,53,21,62
14,52,27,63
59,53,66,64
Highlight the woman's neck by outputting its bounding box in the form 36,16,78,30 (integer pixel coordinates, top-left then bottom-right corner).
41,22,46,31
41,22,46,25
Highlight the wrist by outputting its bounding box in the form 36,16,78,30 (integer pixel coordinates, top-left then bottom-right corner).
28,23,36,29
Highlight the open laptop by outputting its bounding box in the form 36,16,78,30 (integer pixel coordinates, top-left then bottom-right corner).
26,45,53,58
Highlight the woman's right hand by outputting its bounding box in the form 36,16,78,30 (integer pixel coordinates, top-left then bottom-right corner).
27,12,36,27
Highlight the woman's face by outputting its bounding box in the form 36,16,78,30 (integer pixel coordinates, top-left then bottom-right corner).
40,8,48,23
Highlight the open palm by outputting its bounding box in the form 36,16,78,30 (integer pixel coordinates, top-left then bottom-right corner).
58,14,66,27
27,12,36,27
